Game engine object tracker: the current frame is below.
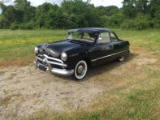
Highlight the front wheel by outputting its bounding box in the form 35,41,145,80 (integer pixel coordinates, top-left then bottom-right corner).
73,60,88,80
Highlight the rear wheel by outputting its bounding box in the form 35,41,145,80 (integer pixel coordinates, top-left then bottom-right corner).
73,60,88,80
118,56,125,62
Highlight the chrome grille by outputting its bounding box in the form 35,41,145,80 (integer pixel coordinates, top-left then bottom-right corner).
36,54,67,67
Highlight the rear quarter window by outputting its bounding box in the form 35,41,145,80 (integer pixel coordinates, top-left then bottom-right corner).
97,33,110,44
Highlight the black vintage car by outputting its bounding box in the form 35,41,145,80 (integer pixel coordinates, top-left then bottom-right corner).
34,28,130,80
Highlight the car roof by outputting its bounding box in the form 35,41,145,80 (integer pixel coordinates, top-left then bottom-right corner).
68,28,112,33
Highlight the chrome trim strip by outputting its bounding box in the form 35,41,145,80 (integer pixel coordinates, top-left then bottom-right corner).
36,56,43,61
46,60,67,67
44,54,63,63
38,54,43,57
91,50,128,62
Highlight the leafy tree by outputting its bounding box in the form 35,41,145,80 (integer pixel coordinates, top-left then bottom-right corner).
3,5,16,23
97,6,119,16
0,14,10,29
122,0,150,17
122,0,137,18
0,3,16,28
121,0,152,29
135,0,150,14
35,3,59,28
149,0,160,28
96,6,122,27
14,0,36,23
1,0,160,30
61,0,104,28
134,13,152,30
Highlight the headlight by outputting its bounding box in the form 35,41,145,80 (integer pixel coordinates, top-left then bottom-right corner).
34,47,39,54
61,52,67,61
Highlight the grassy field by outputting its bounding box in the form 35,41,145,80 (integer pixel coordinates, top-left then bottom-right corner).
0,29,160,120
0,29,67,66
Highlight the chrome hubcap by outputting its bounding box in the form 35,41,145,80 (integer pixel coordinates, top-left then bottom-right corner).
77,65,84,74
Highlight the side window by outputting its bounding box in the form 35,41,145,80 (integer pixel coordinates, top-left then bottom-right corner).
97,33,110,44
82,32,88,39
110,33,118,42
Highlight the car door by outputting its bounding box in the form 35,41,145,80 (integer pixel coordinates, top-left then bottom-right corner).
110,32,121,51
89,32,114,66
109,32,126,57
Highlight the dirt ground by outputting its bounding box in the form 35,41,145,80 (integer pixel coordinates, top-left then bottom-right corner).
0,49,158,120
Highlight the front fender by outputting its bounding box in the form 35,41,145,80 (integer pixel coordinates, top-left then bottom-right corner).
65,50,89,69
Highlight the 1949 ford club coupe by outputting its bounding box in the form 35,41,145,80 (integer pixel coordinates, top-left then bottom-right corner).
34,28,130,80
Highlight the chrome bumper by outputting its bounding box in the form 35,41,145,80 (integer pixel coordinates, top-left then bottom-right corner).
34,61,74,76
51,68,74,76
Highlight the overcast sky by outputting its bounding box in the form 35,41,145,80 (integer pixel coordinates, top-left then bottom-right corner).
1,0,123,8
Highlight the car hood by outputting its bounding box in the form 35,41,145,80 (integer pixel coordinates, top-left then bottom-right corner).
44,41,84,57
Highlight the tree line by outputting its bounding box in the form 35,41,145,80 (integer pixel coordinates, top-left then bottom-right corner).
0,0,160,30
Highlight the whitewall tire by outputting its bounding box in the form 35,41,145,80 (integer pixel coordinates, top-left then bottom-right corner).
73,60,88,80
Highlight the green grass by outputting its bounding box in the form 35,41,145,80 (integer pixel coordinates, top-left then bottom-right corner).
0,29,160,119
0,29,67,63
0,29,67,40
114,29,160,54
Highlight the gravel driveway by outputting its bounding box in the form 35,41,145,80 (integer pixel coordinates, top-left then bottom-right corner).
0,64,106,119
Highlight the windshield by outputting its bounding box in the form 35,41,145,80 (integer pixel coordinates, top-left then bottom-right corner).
66,32,96,43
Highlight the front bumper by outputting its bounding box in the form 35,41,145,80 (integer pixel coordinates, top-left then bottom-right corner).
34,60,74,76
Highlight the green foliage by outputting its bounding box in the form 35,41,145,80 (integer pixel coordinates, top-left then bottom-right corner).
134,14,152,30
61,0,104,28
10,22,19,30
121,0,160,29
122,0,150,18
35,3,59,29
149,0,160,28
0,0,160,30
121,14,152,30
14,0,36,23
121,19,135,29
25,21,35,30
10,21,35,30
0,15,10,29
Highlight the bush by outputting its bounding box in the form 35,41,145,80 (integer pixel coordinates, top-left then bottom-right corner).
121,14,152,30
18,22,35,30
0,16,10,29
25,21,35,30
121,19,135,29
153,20,160,28
134,14,152,30
10,23,19,30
